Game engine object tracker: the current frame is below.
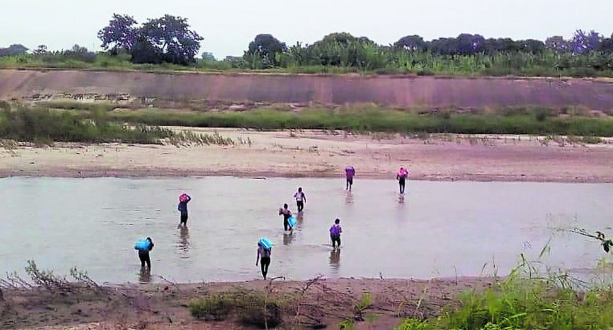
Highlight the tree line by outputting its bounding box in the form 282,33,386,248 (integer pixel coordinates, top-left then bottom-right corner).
1,13,613,76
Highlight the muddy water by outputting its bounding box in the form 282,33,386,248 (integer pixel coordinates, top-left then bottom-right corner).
1,177,612,284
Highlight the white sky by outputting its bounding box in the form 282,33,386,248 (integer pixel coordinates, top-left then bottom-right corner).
1,0,612,58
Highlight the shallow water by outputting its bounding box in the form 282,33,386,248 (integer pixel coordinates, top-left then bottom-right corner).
1,177,612,284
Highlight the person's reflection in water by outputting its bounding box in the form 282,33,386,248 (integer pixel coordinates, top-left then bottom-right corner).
345,190,353,204
283,231,295,245
178,226,190,253
329,249,341,274
296,212,304,225
398,194,405,204
138,267,152,284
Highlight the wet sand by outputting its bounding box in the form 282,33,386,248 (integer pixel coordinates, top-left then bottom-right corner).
1,128,613,183
1,277,494,330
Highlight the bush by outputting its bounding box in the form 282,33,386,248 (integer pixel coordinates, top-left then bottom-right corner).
0,107,173,144
189,294,233,321
189,290,284,329
236,292,283,329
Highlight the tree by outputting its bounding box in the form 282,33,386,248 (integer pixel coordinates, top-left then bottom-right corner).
33,45,48,55
201,52,216,61
455,33,485,55
519,39,545,54
428,38,458,55
0,44,28,57
572,30,602,54
63,45,96,62
394,35,426,51
136,15,203,65
600,38,613,53
99,14,203,65
246,34,287,67
98,14,138,54
320,32,357,45
546,36,571,53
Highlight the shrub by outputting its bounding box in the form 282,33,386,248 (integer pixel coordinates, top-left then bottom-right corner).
189,294,234,321
189,290,284,329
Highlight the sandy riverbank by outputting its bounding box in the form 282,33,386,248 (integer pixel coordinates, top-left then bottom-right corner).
1,277,494,330
1,129,613,183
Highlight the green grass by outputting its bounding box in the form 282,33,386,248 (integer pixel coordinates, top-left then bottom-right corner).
396,279,613,330
395,250,613,330
38,101,117,112
0,107,173,144
0,106,241,145
99,106,613,137
4,104,613,145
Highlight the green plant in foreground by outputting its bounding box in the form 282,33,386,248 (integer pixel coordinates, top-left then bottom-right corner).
396,318,430,330
395,270,613,330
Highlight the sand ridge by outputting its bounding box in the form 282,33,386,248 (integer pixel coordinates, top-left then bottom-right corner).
1,128,612,183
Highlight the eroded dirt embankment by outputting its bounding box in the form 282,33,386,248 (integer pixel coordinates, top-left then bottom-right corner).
2,69,613,109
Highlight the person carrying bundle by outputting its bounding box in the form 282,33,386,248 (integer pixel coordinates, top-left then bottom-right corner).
256,238,273,279
345,166,356,191
330,219,343,249
279,203,293,231
178,193,192,227
396,167,409,194
134,237,154,269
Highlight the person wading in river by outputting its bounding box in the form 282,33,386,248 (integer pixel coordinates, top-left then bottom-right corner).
294,187,307,212
135,237,154,269
330,219,343,249
345,166,356,191
178,193,191,228
256,242,272,279
279,203,292,231
396,167,409,194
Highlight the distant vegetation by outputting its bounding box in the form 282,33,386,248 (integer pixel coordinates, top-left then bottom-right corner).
1,14,613,77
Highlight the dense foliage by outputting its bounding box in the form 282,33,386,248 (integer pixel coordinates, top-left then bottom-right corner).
2,15,613,76
98,14,203,64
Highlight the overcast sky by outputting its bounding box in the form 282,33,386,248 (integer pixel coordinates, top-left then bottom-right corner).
1,0,612,58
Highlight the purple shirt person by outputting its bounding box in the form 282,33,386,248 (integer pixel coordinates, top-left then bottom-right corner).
330,218,342,249
345,166,355,191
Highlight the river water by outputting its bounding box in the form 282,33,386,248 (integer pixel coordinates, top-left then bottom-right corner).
0,177,612,284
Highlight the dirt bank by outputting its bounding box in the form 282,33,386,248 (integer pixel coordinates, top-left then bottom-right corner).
1,277,493,330
2,69,613,109
1,129,613,182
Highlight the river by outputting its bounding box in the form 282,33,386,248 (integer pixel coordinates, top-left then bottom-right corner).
1,177,611,284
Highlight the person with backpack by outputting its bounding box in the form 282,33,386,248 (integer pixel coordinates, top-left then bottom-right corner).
294,187,307,212
134,237,154,269
396,167,409,194
330,219,343,249
178,193,191,227
345,166,356,191
279,203,292,231
256,241,272,279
